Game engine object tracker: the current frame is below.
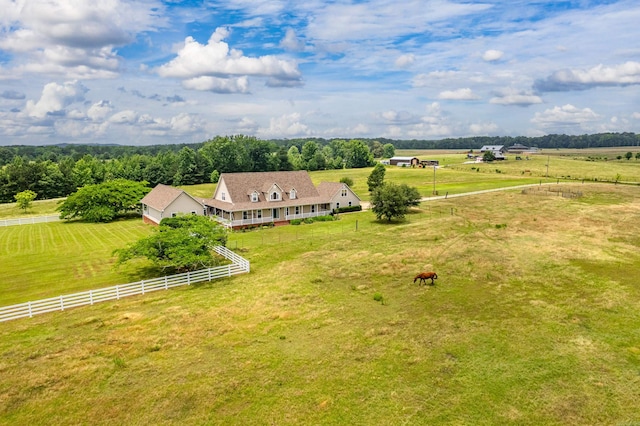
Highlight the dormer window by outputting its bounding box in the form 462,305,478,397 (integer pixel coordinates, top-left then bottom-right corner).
270,191,280,201
290,189,296,200
251,192,259,202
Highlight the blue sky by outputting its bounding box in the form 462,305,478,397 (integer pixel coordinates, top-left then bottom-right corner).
0,0,639,145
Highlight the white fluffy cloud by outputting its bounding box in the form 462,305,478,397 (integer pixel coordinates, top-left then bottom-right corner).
258,113,311,137
395,54,415,69
157,27,302,87
531,104,600,129
438,88,479,100
490,89,542,106
535,61,640,92
24,81,88,118
182,76,250,93
482,50,504,62
0,0,165,78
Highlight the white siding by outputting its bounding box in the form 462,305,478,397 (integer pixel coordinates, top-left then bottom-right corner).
164,193,204,219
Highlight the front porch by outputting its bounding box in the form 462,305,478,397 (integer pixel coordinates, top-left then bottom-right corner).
212,207,332,229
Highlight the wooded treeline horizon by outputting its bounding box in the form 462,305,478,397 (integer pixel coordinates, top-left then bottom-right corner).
1,132,638,203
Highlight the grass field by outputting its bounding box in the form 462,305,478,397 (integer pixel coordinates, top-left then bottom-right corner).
1,180,640,424
1,150,640,424
0,219,155,305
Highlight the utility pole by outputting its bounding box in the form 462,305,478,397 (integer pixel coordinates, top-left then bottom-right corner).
546,155,549,178
433,165,437,195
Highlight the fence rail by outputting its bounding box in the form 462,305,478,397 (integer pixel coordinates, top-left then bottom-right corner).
0,245,249,323
0,215,61,227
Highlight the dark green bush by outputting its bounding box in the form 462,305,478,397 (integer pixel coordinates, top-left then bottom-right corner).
333,205,362,214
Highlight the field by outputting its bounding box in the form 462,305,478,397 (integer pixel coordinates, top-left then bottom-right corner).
0,220,155,305
1,150,640,424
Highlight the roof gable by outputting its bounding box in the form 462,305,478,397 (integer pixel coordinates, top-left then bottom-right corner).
215,171,320,204
140,184,203,211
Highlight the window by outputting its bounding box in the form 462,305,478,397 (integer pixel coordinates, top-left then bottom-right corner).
336,203,340,210
221,192,226,201
171,213,178,217
191,211,197,215
256,210,262,219
311,205,316,213
243,211,249,220
270,191,280,201
290,189,296,199
341,189,348,197
348,202,352,207
251,192,258,202
295,206,300,215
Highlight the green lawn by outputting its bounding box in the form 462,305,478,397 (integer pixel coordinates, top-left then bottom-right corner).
1,183,639,424
0,219,155,305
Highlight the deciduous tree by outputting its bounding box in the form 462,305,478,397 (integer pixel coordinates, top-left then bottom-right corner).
14,190,37,211
114,215,228,272
58,179,150,222
371,182,421,222
367,163,386,192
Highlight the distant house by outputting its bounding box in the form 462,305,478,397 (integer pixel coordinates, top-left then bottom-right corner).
480,145,506,153
203,171,361,229
389,156,420,167
479,145,506,160
507,143,530,153
140,184,205,225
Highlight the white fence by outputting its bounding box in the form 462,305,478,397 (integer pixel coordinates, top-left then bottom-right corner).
0,245,249,323
0,215,61,227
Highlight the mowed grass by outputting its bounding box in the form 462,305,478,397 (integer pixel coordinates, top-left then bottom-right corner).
0,198,63,219
0,219,154,305
1,183,640,425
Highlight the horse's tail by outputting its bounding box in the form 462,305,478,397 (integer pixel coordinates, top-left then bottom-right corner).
413,276,418,283
434,273,438,279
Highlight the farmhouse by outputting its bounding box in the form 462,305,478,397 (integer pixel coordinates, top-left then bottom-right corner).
140,184,206,225
479,145,506,160
203,171,361,229
389,156,420,167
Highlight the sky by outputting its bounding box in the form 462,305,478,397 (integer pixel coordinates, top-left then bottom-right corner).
0,0,639,146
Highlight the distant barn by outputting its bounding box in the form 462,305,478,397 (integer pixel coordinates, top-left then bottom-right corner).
419,159,439,167
389,156,420,167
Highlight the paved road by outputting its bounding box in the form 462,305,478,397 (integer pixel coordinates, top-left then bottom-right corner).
360,182,553,211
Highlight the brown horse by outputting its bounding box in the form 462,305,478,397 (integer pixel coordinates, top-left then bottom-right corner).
414,272,438,285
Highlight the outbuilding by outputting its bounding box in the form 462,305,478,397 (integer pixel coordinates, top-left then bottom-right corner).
389,156,420,167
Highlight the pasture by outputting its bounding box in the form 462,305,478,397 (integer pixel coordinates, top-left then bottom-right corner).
1,179,640,424
0,220,154,305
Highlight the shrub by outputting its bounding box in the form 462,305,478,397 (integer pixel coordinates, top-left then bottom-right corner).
313,215,336,222
290,219,302,225
333,205,362,214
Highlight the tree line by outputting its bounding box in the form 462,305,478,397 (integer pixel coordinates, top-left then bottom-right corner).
383,132,640,150
0,136,383,203
2,131,638,204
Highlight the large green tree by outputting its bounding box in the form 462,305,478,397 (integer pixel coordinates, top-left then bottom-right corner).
367,162,386,193
58,179,151,222
114,215,228,272
370,182,422,222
